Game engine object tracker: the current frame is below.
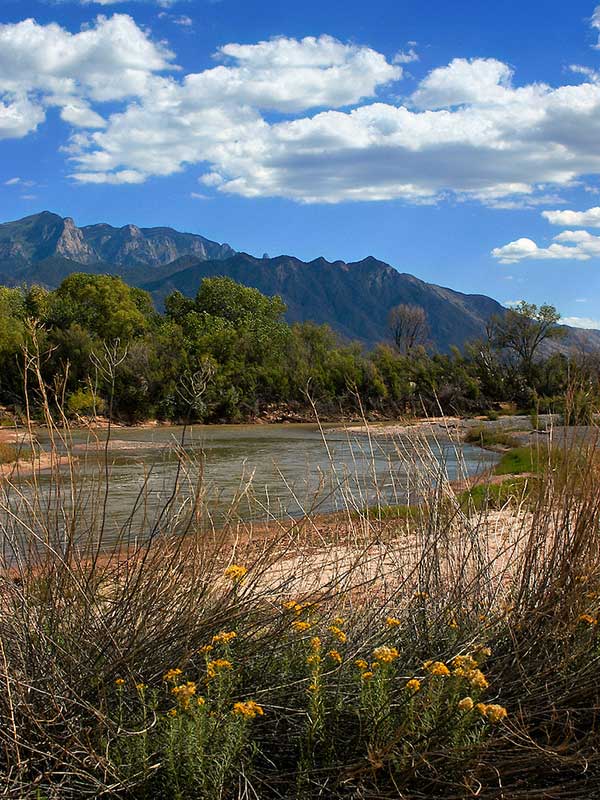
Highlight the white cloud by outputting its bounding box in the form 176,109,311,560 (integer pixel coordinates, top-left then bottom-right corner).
492,229,600,263
158,12,193,26
592,6,600,47
0,15,174,140
561,316,600,329
542,206,600,227
9,14,600,204
393,48,419,65
79,1,182,6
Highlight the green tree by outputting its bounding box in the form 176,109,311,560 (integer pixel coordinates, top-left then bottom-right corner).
489,301,564,384
47,274,156,342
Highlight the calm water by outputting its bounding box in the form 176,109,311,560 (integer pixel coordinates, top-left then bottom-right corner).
28,424,497,538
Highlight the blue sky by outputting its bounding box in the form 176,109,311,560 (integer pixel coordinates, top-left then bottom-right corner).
3,1,600,327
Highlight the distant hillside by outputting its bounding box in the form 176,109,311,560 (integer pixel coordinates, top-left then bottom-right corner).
1,211,600,353
142,252,514,351
0,212,234,275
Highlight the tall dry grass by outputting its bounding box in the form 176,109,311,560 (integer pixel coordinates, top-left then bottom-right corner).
1,346,600,798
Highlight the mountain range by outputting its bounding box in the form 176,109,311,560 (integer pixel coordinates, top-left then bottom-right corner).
0,211,598,352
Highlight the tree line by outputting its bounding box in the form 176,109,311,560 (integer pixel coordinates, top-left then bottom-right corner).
0,273,592,423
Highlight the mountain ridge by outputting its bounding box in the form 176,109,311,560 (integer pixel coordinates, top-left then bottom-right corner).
0,211,598,353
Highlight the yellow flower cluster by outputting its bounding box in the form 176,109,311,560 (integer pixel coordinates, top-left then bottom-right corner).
328,625,347,643
424,660,450,677
282,600,306,615
199,644,214,655
361,671,374,682
293,620,312,633
328,649,343,665
212,630,237,645
386,616,402,627
355,659,369,671
332,616,344,626
452,654,478,670
115,677,125,687
171,681,197,709
457,696,474,712
206,659,233,679
233,700,264,719
372,646,399,664
405,678,421,693
224,564,248,582
163,668,182,683
476,703,508,723
413,591,429,600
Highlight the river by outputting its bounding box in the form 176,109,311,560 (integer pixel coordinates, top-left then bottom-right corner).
26,424,497,541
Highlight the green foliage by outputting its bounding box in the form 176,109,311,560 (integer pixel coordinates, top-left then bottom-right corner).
459,478,530,512
0,276,597,424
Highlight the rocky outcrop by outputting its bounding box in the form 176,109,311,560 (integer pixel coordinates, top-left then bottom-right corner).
0,212,235,271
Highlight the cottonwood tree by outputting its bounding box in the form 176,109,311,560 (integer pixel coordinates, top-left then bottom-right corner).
488,301,564,384
388,304,429,355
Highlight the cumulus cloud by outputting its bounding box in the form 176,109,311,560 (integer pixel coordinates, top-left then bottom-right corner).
492,230,600,263
561,316,600,329
9,14,600,204
542,206,600,227
0,14,173,140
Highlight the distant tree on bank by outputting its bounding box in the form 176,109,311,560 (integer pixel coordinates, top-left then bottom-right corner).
388,304,429,355
488,301,564,383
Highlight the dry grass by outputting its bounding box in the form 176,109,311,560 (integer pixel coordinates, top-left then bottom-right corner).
1,347,600,798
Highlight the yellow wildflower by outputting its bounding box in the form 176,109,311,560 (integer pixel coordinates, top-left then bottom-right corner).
458,697,474,712
413,591,429,600
425,661,450,677
199,644,214,655
475,703,488,716
452,654,477,671
163,668,183,683
233,700,264,719
171,681,197,710
361,671,374,681
135,683,146,692
310,636,321,650
405,678,421,693
328,649,343,665
485,704,508,723
206,659,233,679
468,669,489,690
168,708,177,717
115,678,125,687
224,564,248,582
328,625,347,643
306,653,321,667
212,631,237,645
282,600,305,615
332,616,345,626
292,620,312,633
355,659,369,671
386,616,402,627
197,696,206,706
372,646,399,664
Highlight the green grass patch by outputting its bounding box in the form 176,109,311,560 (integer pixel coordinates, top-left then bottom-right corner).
459,477,531,512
